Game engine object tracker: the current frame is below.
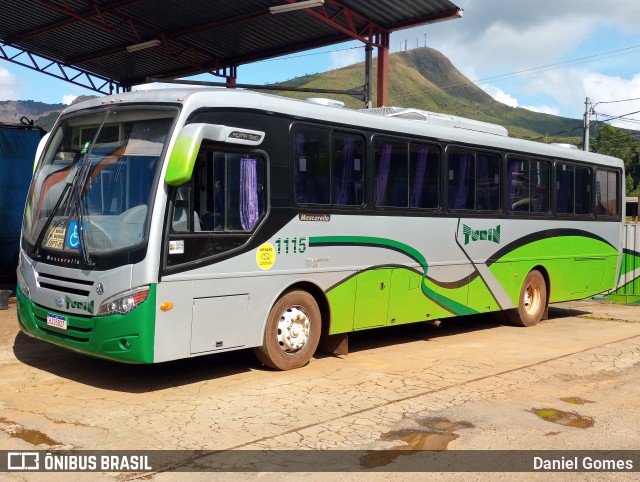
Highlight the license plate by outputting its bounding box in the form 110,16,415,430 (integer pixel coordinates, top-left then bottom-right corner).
46,313,67,330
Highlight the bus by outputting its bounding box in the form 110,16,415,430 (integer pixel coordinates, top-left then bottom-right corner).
16,88,624,370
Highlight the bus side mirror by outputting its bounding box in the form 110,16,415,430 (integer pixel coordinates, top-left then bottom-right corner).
165,123,225,186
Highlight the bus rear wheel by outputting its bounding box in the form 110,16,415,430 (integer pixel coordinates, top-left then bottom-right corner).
507,269,547,327
254,290,321,370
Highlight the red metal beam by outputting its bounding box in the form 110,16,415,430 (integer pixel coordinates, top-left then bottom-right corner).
302,1,389,48
377,36,389,107
5,0,144,44
33,0,229,78
0,41,125,95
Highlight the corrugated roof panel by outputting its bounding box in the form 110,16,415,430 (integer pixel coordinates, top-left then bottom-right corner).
0,0,461,88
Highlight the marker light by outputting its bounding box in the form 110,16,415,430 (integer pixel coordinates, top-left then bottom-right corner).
159,301,174,311
97,286,149,316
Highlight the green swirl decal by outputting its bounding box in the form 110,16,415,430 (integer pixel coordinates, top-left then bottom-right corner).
310,236,478,316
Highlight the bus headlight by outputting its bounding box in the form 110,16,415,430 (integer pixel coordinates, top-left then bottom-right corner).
97,286,149,316
17,269,30,300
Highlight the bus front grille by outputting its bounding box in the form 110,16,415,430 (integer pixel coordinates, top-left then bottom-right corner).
32,305,94,344
36,273,93,297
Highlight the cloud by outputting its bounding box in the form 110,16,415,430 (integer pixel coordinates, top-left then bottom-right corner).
481,84,560,115
395,0,640,126
0,67,20,100
520,104,561,116
329,49,363,69
481,85,518,107
62,94,78,105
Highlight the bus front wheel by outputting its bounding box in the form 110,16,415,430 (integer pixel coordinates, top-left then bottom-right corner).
254,290,321,370
507,269,547,327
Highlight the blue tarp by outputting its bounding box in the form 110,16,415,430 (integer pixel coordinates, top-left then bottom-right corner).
0,126,41,285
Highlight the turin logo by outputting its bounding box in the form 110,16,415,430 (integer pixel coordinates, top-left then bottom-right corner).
462,224,500,246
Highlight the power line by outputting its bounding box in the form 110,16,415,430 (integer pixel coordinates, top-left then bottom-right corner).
596,113,640,124
532,125,584,140
593,109,640,123
254,45,363,64
436,43,640,94
475,44,640,85
593,97,640,106
531,108,640,140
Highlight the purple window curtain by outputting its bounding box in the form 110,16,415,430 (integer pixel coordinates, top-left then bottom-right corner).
240,158,259,230
336,138,355,205
410,147,428,207
375,143,393,205
452,154,472,209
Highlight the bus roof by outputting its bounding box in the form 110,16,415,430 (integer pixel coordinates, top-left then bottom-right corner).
64,87,623,170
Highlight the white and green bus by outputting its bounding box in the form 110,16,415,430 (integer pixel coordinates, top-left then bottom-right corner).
17,88,623,370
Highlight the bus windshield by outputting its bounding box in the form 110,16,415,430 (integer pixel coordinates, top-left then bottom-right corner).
23,108,176,257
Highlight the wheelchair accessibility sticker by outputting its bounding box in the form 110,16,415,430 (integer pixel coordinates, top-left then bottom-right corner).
65,221,85,249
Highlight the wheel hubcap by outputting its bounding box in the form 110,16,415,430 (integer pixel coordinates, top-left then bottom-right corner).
524,282,541,315
277,305,311,354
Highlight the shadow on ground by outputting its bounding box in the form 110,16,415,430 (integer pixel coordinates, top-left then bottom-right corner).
11,304,589,393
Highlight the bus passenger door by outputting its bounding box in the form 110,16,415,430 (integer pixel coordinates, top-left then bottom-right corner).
353,268,392,329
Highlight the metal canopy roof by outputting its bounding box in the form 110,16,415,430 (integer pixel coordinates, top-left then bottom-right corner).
0,0,461,96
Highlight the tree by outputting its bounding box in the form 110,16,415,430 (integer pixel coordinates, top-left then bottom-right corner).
591,124,640,196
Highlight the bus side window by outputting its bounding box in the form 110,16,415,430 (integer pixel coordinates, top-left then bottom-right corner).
575,166,592,215
293,128,330,205
476,152,500,211
332,132,365,206
410,143,440,209
530,160,550,214
556,163,575,214
595,169,619,216
375,139,407,208
171,183,200,232
508,158,529,212
448,150,475,210
192,151,266,232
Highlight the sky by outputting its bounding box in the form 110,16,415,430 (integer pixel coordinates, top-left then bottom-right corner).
2,0,640,129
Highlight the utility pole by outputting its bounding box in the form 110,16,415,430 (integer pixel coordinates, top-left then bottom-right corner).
583,97,591,152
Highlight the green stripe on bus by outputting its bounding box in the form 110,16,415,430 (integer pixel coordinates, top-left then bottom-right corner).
310,235,478,316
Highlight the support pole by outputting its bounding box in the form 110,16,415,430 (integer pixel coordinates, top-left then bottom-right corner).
377,41,389,107
583,96,591,152
364,43,373,109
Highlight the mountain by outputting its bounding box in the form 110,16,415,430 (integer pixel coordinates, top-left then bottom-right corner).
0,96,98,131
0,48,583,143
0,99,65,126
271,47,583,143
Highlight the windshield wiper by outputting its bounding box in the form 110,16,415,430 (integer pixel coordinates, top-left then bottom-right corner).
33,182,72,259
73,187,94,268
32,151,93,266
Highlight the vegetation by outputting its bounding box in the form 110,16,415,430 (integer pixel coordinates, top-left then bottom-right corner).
591,124,640,196
0,99,65,124
272,47,584,145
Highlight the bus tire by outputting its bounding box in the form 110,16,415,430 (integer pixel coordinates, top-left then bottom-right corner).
254,290,321,370
507,269,547,327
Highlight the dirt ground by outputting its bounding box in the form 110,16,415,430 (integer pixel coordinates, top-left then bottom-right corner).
0,296,638,481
